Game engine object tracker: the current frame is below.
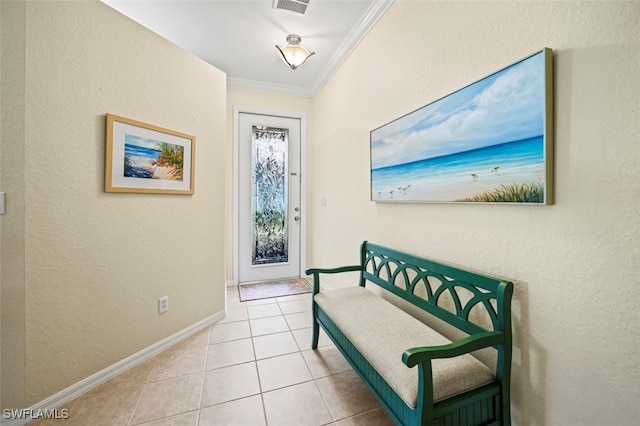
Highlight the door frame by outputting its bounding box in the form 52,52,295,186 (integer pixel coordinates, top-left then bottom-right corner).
232,105,307,285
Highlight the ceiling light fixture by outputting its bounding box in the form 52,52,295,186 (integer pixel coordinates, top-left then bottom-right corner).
275,34,315,70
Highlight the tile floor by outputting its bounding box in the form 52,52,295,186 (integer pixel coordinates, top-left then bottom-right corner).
31,286,394,425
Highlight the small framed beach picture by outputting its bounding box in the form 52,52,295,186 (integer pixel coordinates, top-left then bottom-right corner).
105,114,195,194
370,48,553,204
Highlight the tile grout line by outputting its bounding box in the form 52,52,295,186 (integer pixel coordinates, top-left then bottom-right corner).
195,325,213,425
143,290,368,425
299,336,337,425
127,355,159,426
247,293,269,425
255,293,310,425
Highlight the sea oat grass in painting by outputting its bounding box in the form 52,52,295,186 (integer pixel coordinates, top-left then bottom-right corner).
457,181,544,203
124,138,184,181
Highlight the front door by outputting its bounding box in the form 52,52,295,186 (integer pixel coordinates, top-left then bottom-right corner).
237,112,301,283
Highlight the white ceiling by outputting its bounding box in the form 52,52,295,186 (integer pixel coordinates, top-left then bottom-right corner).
102,0,393,97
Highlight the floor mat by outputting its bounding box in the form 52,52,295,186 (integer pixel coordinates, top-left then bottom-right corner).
238,277,312,302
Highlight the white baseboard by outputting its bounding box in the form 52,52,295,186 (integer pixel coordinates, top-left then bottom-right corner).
305,277,332,292
319,279,332,291
4,310,225,426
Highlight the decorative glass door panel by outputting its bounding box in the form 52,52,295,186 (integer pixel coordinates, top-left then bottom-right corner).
251,126,289,265
238,113,301,283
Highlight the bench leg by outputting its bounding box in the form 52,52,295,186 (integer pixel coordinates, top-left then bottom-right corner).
311,319,319,349
312,302,319,349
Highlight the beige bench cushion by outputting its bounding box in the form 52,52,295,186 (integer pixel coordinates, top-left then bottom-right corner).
314,286,495,408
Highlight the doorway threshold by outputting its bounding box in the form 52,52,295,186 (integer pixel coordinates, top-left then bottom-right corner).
238,277,311,302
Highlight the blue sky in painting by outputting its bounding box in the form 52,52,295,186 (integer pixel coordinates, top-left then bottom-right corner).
371,51,545,169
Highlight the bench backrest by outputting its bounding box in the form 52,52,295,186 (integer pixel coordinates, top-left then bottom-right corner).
359,241,513,338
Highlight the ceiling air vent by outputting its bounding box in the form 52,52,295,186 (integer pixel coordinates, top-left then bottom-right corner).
272,0,310,15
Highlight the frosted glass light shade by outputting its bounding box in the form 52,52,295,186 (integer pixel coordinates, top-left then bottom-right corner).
275,34,315,70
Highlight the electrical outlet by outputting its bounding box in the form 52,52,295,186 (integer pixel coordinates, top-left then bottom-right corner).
158,296,169,314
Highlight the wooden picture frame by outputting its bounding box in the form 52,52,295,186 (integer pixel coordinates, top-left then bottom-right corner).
105,114,195,194
370,48,553,204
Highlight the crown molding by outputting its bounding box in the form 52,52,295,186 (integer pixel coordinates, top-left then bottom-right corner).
228,0,394,98
227,77,314,98
309,0,394,95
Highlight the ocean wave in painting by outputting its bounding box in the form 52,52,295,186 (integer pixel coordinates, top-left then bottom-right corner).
371,136,545,202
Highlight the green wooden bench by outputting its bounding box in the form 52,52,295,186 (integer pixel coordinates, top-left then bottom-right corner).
306,241,514,426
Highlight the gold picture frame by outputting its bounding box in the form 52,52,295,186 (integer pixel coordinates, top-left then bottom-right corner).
105,114,195,194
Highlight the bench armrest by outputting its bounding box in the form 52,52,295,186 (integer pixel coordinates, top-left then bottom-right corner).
305,265,362,293
402,331,504,368
305,265,362,275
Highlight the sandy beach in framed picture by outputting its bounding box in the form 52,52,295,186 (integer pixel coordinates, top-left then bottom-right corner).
105,114,195,195
370,48,553,204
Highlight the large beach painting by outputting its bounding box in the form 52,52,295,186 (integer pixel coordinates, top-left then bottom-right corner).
106,114,195,194
370,48,553,204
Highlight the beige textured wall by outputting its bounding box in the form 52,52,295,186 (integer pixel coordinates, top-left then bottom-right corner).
2,0,226,406
225,88,313,283
1,0,27,409
310,1,640,425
